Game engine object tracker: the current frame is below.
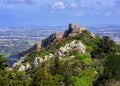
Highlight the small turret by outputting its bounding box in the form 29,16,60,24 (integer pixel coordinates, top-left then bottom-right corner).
68,23,86,36
69,23,79,33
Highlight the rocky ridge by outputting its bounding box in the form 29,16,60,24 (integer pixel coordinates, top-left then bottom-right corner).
11,40,86,71
10,23,95,71
19,23,94,57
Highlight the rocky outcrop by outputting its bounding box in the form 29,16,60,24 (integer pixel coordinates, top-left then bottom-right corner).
44,53,55,61
77,41,86,53
11,23,94,70
18,65,25,71
12,56,26,68
57,40,86,56
18,63,30,71
12,56,31,71
32,53,55,67
33,57,44,67
12,40,86,70
32,40,86,68
12,57,30,71
19,23,88,57
26,63,30,70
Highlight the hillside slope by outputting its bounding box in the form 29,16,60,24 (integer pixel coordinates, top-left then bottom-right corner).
1,23,120,86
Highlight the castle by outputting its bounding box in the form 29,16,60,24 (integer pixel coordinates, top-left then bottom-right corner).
19,23,87,56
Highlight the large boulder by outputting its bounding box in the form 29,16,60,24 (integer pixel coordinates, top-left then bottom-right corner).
77,47,86,53
65,43,71,50
69,40,77,48
18,65,25,71
77,41,86,50
57,51,64,56
26,63,30,70
20,56,26,62
48,53,54,58
44,53,55,61
76,41,86,53
33,57,43,67
59,47,67,54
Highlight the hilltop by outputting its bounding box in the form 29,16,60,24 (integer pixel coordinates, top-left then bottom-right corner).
0,23,120,86
19,23,94,57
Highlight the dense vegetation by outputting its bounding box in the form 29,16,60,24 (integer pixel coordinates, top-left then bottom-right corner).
0,30,120,86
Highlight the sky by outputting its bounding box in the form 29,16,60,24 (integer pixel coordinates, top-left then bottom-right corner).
0,0,120,26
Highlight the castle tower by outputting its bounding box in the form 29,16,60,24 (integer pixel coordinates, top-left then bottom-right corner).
69,23,79,33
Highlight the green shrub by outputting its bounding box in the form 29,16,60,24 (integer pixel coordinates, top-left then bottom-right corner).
76,54,92,64
81,68,96,79
69,49,79,56
71,76,92,86
76,54,89,60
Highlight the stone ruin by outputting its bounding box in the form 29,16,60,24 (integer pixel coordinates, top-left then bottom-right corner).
19,23,87,57
68,23,86,35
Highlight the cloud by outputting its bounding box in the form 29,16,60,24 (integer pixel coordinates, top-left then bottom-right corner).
4,0,32,4
52,1,65,10
75,11,84,16
70,3,79,8
1,0,120,16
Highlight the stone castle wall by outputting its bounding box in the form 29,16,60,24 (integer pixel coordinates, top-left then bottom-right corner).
19,23,86,57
